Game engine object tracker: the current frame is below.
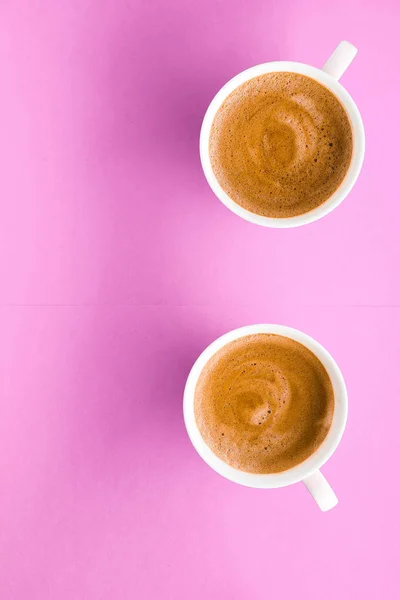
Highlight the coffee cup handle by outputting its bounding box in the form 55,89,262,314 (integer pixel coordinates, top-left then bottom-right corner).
303,470,338,512
322,41,358,81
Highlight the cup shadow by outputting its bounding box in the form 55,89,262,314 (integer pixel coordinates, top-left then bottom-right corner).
66,307,219,480
97,0,284,182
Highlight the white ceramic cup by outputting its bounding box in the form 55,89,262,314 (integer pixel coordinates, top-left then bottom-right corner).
200,41,365,227
183,324,348,511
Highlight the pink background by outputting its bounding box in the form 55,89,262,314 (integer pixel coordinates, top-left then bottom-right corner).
1,0,399,598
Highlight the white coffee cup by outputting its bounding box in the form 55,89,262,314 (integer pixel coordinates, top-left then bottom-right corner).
183,324,348,511
200,41,365,227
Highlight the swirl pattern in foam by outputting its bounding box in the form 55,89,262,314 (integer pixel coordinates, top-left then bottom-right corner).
194,334,334,474
209,73,353,218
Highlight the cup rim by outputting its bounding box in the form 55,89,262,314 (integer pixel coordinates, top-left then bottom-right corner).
200,61,365,228
183,324,348,488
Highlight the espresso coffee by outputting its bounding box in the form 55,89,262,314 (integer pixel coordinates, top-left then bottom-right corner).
194,334,334,474
209,73,353,218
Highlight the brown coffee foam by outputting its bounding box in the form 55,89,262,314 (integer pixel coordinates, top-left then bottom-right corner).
209,73,353,218
194,334,334,474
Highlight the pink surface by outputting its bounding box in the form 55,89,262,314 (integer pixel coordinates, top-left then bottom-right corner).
0,1,399,598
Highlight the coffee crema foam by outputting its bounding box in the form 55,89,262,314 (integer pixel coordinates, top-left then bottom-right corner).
194,334,334,474
209,73,353,218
